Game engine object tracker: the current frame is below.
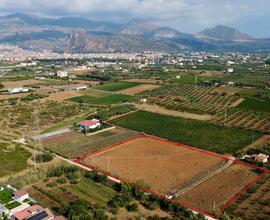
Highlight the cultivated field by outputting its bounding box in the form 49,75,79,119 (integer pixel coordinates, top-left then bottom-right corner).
68,94,133,105
42,128,140,159
126,78,163,84
177,163,257,213
139,84,240,114
48,91,81,101
118,84,161,95
81,136,226,194
230,174,270,220
211,109,270,134
79,135,263,215
95,82,140,92
111,110,260,153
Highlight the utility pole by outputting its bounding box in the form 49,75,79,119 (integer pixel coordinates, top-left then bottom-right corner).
33,101,41,172
224,108,227,127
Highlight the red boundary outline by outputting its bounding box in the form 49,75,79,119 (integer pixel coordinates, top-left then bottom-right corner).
74,134,269,218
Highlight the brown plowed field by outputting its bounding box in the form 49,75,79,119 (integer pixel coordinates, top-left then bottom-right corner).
126,78,163,84
48,91,81,101
119,84,161,95
82,136,226,194
177,163,258,213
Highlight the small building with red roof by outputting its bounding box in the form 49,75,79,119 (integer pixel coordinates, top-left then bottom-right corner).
79,119,101,130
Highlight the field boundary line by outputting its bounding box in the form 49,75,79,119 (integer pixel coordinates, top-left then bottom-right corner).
74,134,269,219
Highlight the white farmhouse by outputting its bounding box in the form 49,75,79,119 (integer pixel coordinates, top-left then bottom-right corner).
57,71,68,78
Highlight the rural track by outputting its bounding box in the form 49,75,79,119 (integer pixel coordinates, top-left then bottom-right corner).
172,160,233,197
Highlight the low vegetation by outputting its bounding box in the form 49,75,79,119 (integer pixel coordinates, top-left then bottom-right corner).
0,143,31,178
89,104,136,120
95,82,140,92
68,94,133,105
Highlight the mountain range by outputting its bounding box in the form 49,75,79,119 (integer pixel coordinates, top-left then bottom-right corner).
0,13,269,53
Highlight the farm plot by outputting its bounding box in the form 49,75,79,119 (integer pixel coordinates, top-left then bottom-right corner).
177,163,258,214
126,78,163,84
95,82,141,92
237,97,270,114
80,136,226,194
67,94,133,105
78,135,265,216
139,85,240,114
41,128,140,159
111,110,260,154
48,91,82,101
118,84,161,95
211,110,270,134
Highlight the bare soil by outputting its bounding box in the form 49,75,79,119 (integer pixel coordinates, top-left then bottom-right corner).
213,87,244,95
177,163,258,213
119,84,161,95
134,103,212,121
230,98,245,107
2,79,42,88
48,91,81,101
126,78,163,84
83,136,226,194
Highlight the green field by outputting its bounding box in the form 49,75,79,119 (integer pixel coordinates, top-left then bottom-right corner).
0,143,31,177
95,82,140,92
68,94,133,105
111,110,260,154
237,97,270,113
0,188,14,204
69,177,116,206
5,201,21,210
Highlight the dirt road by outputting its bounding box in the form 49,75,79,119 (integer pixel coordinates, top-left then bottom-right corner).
134,103,212,121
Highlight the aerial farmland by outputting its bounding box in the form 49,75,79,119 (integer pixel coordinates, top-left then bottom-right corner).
0,52,269,220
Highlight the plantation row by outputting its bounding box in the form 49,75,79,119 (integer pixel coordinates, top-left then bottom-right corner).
45,130,139,159
140,85,239,114
211,110,270,133
221,74,270,89
111,110,260,154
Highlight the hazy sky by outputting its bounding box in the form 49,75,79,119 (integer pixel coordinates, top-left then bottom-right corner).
0,0,269,37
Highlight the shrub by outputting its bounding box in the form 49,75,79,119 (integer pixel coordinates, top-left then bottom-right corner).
56,178,67,184
126,203,139,212
46,182,57,188
34,152,53,163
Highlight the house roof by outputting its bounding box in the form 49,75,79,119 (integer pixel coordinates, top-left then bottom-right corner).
12,205,42,220
13,205,55,220
14,190,28,198
79,119,100,127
